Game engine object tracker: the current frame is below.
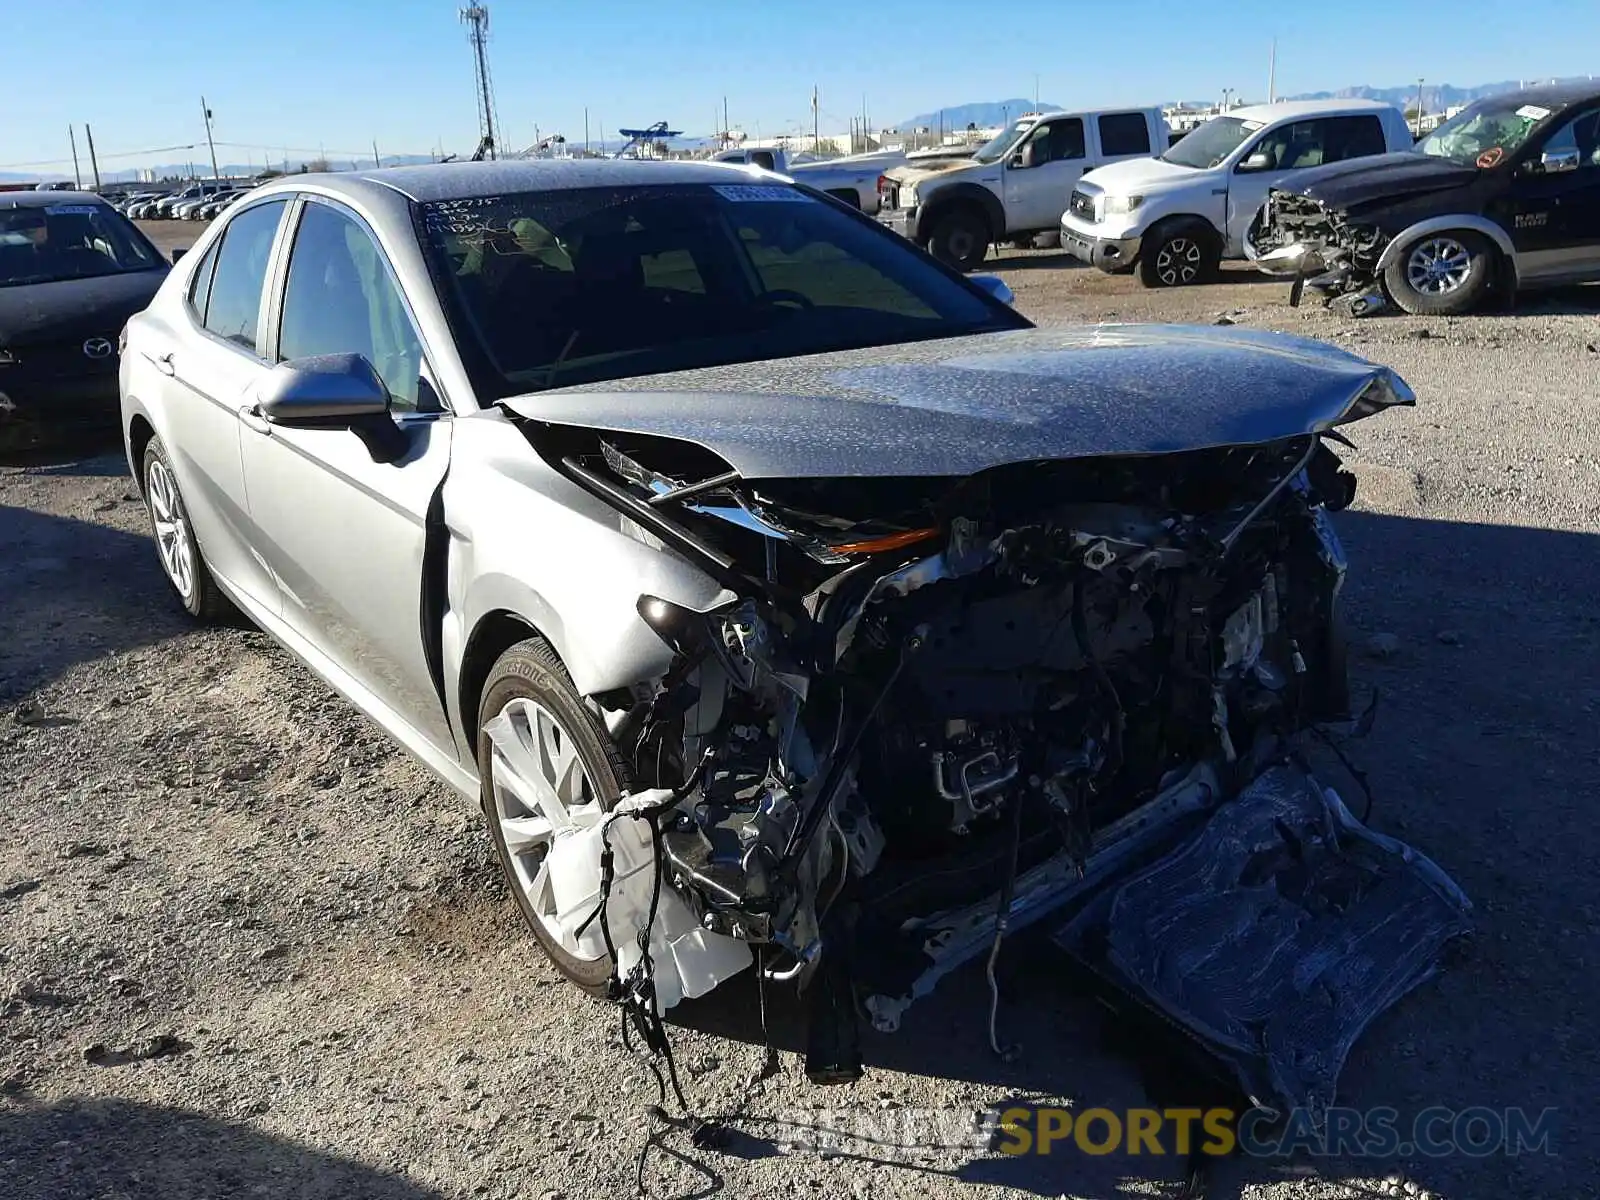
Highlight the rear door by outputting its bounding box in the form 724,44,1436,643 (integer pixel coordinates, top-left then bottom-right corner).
1003,117,1088,232
237,194,457,757
1506,106,1600,281
1225,114,1387,254
152,196,291,610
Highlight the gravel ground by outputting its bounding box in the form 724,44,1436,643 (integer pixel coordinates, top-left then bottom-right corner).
2,225,1597,1199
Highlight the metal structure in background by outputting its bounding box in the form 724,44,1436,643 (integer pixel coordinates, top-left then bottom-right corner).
201,97,220,181
83,124,101,190
461,3,500,161
612,123,682,159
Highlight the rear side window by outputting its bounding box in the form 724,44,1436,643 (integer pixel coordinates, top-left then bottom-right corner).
1322,115,1388,162
186,241,220,322
1098,112,1152,157
203,200,287,352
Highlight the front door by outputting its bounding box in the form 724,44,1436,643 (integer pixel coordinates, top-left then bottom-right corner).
238,195,458,758
1003,117,1088,233
1504,106,1600,282
155,197,291,610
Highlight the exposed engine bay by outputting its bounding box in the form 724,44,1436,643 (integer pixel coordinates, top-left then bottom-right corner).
504,413,1471,1115
1250,192,1393,316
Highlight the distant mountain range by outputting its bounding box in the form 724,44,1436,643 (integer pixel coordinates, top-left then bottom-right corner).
901,77,1594,128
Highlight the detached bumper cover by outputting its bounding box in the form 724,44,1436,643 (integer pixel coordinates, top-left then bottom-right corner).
1057,762,1472,1119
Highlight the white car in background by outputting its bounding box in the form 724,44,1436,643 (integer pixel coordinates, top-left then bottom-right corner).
1060,99,1413,286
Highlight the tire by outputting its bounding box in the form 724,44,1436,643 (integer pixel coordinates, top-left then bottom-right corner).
476,637,634,995
926,209,990,272
1138,224,1220,288
1383,230,1495,316
141,437,231,621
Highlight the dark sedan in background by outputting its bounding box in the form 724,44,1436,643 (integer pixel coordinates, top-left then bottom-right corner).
1,191,169,448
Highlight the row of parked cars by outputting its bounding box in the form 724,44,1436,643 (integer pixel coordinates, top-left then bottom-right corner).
872,80,1600,316
116,184,251,222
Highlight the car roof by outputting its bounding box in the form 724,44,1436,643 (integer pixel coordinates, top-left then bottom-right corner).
271,158,782,205
1473,80,1600,110
0,190,113,210
1226,98,1398,122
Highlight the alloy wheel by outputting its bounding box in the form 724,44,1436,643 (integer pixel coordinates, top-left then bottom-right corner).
145,458,194,601
1155,236,1203,285
483,696,609,961
1405,237,1472,295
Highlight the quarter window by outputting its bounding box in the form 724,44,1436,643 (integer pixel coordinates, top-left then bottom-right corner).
1098,112,1152,157
277,201,428,411
185,240,220,323
203,200,288,352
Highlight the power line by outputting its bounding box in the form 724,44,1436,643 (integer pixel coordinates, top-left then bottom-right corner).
0,143,199,170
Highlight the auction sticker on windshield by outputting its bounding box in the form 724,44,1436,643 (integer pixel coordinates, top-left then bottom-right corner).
45,205,100,215
711,185,814,203
1516,105,1552,121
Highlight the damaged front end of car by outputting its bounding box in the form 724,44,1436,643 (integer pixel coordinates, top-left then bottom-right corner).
497,361,1469,1118
1249,192,1393,317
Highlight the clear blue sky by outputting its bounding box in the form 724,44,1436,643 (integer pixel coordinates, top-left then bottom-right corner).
7,0,1597,175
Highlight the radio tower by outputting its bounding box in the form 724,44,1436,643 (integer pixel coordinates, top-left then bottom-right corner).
461,3,499,161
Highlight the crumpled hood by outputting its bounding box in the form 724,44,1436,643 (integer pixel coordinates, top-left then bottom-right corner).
1273,151,1480,210
1078,155,1209,195
503,324,1414,480
0,269,167,349
885,158,991,189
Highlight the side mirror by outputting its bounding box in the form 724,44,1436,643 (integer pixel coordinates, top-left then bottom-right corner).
1535,147,1580,174
1238,151,1274,173
969,274,1015,306
257,353,390,426
170,247,187,263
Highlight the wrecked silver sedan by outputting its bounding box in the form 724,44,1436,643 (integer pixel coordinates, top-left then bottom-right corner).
120,161,1468,1120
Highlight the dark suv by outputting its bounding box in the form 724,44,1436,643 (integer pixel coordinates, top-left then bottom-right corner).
1246,82,1600,315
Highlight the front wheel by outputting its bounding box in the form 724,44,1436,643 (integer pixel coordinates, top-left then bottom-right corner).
926,210,990,272
476,637,633,995
1138,226,1220,288
1383,231,1495,316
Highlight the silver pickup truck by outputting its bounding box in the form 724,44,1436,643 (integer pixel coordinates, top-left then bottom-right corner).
709,146,913,214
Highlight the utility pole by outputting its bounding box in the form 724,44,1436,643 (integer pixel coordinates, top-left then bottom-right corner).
584,107,590,154
723,95,730,148
373,139,381,168
201,97,220,181
862,94,869,150
84,124,102,190
1268,38,1277,104
68,126,82,189
1034,73,1040,110
461,4,499,160
812,85,819,154
1414,77,1426,132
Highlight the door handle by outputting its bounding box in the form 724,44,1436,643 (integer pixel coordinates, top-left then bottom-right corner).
238,405,273,436
154,352,176,376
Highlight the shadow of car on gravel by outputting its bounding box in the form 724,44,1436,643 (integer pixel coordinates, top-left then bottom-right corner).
0,1097,445,1200
664,507,1597,1199
0,501,190,704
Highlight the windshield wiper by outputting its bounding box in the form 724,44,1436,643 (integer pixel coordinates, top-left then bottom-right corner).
528,328,582,391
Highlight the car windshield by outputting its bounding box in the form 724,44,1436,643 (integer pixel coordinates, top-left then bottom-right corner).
1418,98,1558,165
1161,116,1259,168
972,120,1034,164
421,182,1026,398
0,203,163,287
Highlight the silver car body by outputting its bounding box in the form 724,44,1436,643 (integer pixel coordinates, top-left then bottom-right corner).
120,161,1467,1106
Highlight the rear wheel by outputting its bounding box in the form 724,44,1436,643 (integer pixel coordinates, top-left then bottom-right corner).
1139,225,1220,288
141,438,231,621
476,637,632,994
927,209,990,272
1383,230,1495,316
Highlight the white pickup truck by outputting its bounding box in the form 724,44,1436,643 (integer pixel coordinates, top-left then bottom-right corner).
709,146,905,214
874,108,1168,270
1059,99,1414,287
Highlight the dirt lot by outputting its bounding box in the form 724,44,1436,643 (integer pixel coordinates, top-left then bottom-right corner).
2,221,1598,1200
